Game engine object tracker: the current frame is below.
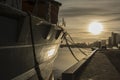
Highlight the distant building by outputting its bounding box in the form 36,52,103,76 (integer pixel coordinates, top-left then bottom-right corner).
111,32,117,46
108,37,112,47
90,40,106,49
91,41,101,48
108,32,120,47
116,34,120,44
101,40,106,46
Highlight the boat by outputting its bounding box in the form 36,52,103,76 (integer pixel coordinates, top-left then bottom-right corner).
0,0,64,80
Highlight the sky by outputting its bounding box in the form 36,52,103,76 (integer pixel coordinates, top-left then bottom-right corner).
56,0,120,43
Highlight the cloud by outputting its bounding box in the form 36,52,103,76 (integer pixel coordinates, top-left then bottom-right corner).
100,12,120,16
60,7,107,17
102,17,120,22
59,0,120,18
60,7,120,19
58,0,120,42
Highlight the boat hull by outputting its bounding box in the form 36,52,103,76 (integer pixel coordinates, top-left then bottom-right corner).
0,3,64,80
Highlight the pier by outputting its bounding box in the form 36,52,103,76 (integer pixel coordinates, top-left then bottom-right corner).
55,49,120,80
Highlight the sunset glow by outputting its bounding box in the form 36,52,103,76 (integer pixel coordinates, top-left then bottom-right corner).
88,21,103,35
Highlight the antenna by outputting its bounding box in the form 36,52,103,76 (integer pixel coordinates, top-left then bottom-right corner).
62,18,66,27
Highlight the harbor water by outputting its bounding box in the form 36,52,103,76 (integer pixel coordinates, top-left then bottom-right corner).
53,47,92,80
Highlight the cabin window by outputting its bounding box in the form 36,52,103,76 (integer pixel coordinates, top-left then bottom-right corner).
39,24,52,40
55,30,62,39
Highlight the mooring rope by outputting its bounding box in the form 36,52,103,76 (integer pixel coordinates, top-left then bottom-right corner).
66,32,87,56
27,12,43,80
64,35,80,62
63,32,89,62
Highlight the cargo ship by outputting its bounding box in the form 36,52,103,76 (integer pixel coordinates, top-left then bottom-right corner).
0,0,64,80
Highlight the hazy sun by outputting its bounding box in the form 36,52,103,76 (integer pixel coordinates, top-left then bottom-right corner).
88,21,103,35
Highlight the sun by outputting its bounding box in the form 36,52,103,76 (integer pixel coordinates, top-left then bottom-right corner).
88,21,103,35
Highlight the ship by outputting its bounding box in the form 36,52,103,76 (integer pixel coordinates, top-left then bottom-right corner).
0,0,64,80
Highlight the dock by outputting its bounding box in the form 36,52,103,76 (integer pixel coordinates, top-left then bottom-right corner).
62,49,120,80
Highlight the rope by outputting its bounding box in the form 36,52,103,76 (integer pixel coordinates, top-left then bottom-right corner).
62,31,89,62
64,35,80,62
27,12,43,80
66,32,87,56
